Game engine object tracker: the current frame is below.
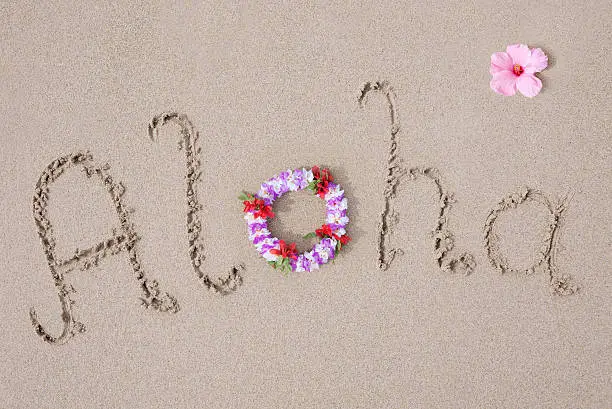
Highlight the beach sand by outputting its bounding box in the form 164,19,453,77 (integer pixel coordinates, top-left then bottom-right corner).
1,2,610,408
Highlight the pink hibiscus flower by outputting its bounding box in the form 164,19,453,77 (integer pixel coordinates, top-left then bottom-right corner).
490,44,548,97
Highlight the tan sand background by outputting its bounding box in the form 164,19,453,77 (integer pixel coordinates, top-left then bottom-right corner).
1,1,611,408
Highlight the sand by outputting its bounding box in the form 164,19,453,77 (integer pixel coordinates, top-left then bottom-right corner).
1,1,611,408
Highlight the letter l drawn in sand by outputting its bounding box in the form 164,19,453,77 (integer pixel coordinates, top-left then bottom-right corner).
148,113,243,295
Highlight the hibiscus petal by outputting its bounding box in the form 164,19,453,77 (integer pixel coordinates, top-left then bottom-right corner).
506,44,531,66
516,74,543,97
490,52,514,74
525,47,548,73
490,71,518,96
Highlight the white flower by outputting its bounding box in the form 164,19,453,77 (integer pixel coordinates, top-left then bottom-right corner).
269,178,284,194
334,227,346,236
314,243,330,262
249,228,271,241
305,169,314,183
326,213,349,226
255,237,277,253
286,169,299,191
324,185,344,201
304,252,320,270
257,188,273,201
294,255,306,272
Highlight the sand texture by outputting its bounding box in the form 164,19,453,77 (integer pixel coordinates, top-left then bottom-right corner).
1,2,611,408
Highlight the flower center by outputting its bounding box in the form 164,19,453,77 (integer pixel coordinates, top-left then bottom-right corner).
513,64,524,76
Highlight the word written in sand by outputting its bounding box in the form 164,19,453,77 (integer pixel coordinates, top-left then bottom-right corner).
30,87,578,345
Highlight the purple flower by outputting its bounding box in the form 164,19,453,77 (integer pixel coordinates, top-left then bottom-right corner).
326,208,347,218
260,241,278,254
248,222,268,234
301,256,312,272
326,223,345,231
292,170,306,189
253,233,272,245
278,171,290,188
262,183,279,199
320,238,335,251
327,196,344,207
311,250,324,265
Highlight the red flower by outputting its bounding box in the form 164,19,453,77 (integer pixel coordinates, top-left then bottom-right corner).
243,197,275,219
270,240,298,260
315,223,351,246
312,166,334,198
316,224,339,240
310,223,351,253
243,200,257,213
254,204,275,219
339,235,351,245
316,180,329,199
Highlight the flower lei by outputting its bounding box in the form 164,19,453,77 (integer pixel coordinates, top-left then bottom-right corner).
240,166,350,274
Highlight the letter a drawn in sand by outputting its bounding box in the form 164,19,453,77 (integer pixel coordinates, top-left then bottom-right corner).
30,152,179,345
148,113,243,294
359,81,475,274
484,188,578,295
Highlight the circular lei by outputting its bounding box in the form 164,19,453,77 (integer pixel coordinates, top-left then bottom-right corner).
240,166,350,274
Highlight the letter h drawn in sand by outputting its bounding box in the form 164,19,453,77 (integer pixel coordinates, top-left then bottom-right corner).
148,113,243,294
359,81,475,275
30,152,179,345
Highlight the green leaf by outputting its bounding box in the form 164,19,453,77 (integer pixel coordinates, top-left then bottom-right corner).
306,180,318,191
277,258,288,275
284,258,292,273
303,232,317,239
238,192,251,201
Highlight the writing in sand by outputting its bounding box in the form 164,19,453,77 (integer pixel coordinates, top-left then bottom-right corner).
29,83,578,345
